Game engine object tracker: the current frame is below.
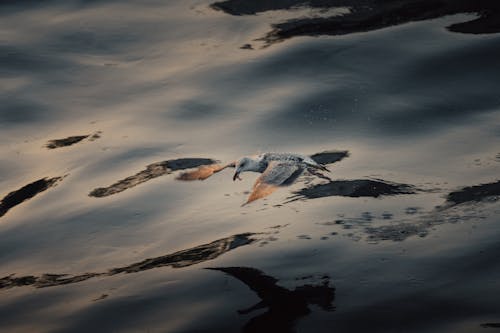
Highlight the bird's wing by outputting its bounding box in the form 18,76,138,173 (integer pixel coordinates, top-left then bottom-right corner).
206,267,284,300
245,161,304,204
176,162,235,181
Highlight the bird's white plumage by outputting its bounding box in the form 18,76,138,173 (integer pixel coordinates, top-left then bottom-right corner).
258,161,304,186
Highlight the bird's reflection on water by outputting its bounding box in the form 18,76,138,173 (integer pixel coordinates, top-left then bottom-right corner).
208,267,335,333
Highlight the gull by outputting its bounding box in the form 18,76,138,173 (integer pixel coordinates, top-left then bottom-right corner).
177,152,330,205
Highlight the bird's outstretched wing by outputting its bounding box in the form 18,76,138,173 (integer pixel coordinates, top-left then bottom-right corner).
207,267,281,298
245,161,304,205
176,162,235,181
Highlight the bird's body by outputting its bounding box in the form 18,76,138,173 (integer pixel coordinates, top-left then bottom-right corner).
177,152,331,205
236,152,328,175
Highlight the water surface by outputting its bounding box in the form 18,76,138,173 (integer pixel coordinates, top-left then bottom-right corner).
1,1,499,332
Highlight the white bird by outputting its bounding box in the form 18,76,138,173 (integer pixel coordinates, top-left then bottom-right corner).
177,152,330,205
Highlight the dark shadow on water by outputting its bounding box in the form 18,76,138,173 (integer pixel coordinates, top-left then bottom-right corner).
481,323,500,328
47,135,87,149
365,222,430,242
46,132,101,149
92,293,109,302
0,177,64,219
0,233,257,289
445,180,500,206
89,158,217,197
309,150,349,165
0,233,256,290
109,232,254,273
211,0,500,46
361,180,500,242
289,179,417,201
208,267,335,333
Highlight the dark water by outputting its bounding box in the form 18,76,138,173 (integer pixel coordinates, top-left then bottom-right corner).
1,1,500,332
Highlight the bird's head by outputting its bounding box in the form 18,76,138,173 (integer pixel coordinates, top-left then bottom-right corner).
233,157,257,181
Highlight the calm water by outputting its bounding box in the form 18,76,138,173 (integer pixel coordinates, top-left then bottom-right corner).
1,1,500,332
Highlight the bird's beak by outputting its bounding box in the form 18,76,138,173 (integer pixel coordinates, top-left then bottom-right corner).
233,171,241,181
